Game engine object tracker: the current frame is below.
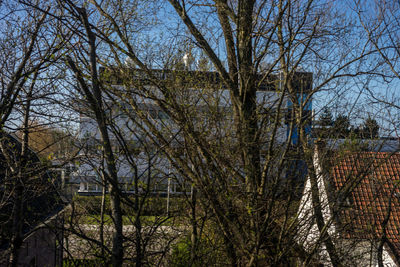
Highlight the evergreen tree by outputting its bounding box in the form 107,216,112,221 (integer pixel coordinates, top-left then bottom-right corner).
361,117,379,138
333,115,351,138
319,107,334,127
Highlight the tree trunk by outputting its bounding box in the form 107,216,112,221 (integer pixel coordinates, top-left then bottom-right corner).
67,6,125,265
190,186,198,264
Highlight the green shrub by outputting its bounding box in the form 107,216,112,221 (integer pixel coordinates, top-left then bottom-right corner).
73,195,189,216
63,259,110,267
169,235,216,267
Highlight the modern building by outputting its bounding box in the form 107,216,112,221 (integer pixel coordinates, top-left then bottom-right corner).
73,68,313,195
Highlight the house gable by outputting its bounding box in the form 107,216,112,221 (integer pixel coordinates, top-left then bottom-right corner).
299,149,400,266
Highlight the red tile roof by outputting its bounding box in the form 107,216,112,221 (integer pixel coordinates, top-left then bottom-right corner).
329,152,400,260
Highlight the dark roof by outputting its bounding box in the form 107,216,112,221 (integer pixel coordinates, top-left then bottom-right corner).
99,67,313,92
0,133,65,250
329,152,400,262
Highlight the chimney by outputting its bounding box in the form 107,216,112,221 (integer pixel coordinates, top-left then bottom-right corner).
183,52,193,70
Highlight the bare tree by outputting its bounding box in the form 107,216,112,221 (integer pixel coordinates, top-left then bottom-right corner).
22,0,395,265
0,1,69,265
92,0,376,265
44,1,176,266
64,7,125,266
